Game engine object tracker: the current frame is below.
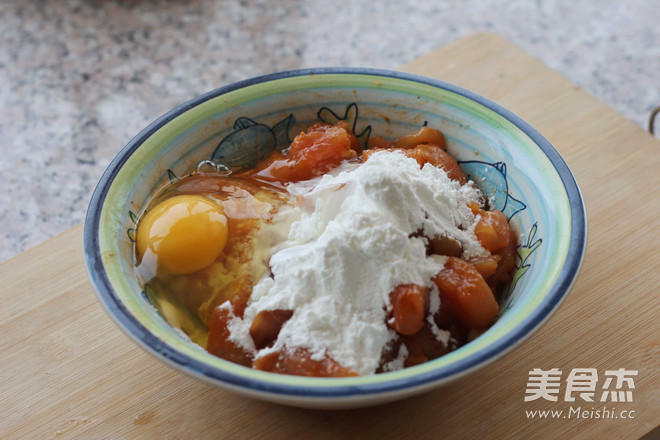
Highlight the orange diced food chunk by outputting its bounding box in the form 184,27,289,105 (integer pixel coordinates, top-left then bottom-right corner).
404,144,467,184
367,134,392,149
400,323,456,368
253,347,358,377
487,228,518,290
270,123,357,182
363,144,467,184
307,121,361,153
249,309,293,349
207,305,253,367
467,255,500,279
474,209,510,253
387,284,428,336
432,257,499,328
393,126,446,150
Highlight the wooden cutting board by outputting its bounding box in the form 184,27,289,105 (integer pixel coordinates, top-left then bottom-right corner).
2,32,659,440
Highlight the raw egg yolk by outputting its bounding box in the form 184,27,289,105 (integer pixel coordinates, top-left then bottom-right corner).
136,195,228,275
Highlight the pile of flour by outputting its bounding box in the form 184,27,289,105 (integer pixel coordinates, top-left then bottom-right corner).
225,150,487,375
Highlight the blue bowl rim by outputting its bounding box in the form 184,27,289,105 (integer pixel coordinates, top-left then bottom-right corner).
83,67,587,399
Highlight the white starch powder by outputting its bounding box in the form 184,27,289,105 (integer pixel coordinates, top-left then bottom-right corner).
225,150,487,375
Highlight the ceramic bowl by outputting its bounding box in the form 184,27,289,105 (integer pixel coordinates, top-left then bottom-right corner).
84,68,586,409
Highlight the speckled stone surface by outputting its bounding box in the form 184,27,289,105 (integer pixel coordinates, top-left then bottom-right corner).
1,0,659,261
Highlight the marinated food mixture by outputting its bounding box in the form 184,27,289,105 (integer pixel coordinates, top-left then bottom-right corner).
135,122,517,377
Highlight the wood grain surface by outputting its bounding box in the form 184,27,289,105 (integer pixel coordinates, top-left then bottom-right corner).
1,32,659,440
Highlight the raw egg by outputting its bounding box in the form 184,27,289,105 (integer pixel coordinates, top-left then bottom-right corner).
136,195,228,275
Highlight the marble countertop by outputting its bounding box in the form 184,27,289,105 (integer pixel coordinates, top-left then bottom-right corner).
1,0,659,262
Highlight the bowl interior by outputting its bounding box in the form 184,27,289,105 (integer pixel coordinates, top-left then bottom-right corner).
86,69,584,404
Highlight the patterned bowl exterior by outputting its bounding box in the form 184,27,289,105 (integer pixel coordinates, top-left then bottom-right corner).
84,68,586,408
